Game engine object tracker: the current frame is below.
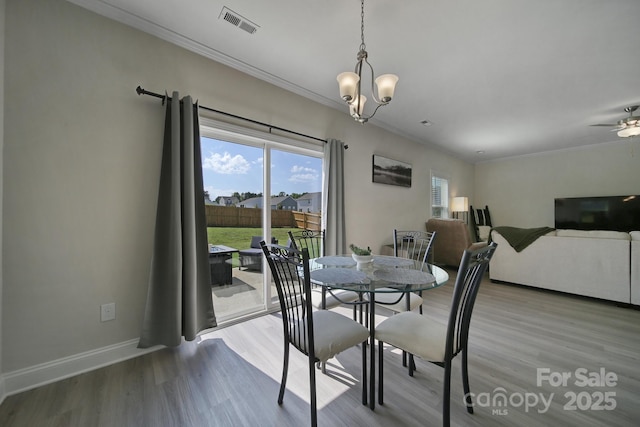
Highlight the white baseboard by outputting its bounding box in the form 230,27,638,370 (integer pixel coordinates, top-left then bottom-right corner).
0,339,162,401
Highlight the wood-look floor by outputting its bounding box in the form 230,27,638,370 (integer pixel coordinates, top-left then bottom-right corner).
2,269,639,427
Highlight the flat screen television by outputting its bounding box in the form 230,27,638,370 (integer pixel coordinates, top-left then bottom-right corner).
554,195,640,232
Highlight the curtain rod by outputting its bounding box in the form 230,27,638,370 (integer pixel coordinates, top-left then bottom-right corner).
135,85,343,147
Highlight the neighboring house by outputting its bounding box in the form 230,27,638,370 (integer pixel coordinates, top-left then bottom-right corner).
295,192,322,213
239,196,263,208
216,196,240,206
238,196,297,210
272,196,297,210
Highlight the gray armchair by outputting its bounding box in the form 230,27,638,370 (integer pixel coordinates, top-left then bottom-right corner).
426,218,487,267
239,236,276,271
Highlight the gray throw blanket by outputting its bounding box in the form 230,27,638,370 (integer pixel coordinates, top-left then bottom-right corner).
489,226,555,252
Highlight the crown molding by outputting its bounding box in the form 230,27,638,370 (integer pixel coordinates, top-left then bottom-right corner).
66,1,418,145
67,1,342,110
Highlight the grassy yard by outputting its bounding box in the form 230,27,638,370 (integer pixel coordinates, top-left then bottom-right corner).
207,227,299,250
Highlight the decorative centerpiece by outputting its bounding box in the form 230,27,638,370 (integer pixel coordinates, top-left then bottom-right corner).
350,244,373,268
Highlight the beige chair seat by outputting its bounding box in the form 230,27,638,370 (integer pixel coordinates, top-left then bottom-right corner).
293,310,369,362
375,311,446,362
310,287,360,310
366,290,423,312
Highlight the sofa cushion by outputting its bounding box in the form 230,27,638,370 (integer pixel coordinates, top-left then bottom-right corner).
556,229,630,240
630,231,640,241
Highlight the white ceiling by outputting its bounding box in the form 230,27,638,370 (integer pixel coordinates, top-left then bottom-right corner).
69,0,640,163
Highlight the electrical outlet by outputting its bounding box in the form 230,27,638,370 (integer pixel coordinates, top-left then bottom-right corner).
101,303,116,322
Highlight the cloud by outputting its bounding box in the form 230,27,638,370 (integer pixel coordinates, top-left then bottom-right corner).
202,152,251,174
288,164,319,183
289,173,319,183
291,165,316,173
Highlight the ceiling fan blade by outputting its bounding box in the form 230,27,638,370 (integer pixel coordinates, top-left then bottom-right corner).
590,106,639,131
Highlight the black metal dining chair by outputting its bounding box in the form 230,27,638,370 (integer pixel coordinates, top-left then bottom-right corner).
287,229,361,318
260,241,369,427
375,242,497,427
373,229,437,315
369,229,437,372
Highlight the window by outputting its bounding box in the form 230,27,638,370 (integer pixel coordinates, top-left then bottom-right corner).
431,174,449,218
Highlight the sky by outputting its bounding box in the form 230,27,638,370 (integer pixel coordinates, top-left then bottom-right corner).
200,137,322,201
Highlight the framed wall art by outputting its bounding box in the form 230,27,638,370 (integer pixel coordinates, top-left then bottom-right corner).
372,155,412,188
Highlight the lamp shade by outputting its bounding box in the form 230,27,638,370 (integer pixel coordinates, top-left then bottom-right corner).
349,95,367,116
337,72,360,102
451,196,469,212
375,74,399,103
618,126,640,138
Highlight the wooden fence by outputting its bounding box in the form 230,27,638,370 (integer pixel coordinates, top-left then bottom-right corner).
293,211,321,231
205,205,321,230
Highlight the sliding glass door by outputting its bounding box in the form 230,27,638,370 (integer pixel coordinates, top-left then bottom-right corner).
201,136,265,322
200,120,323,323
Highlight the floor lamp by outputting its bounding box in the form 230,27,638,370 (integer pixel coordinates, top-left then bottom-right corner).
452,196,469,223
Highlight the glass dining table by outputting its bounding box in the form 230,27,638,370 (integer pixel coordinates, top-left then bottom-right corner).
308,254,449,410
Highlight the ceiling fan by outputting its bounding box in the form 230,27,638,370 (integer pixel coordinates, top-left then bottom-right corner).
591,105,640,137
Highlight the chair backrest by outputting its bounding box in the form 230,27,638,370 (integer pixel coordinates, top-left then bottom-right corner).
469,205,492,242
393,229,436,271
445,242,497,360
250,236,262,249
260,241,316,359
287,229,325,259
251,236,277,248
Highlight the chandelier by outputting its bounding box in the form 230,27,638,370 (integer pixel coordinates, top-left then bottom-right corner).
616,106,640,138
336,0,398,123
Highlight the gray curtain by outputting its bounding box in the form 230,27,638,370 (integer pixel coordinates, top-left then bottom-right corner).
322,138,347,255
138,92,216,348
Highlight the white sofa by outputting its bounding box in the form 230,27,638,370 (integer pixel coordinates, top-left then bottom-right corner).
490,228,635,304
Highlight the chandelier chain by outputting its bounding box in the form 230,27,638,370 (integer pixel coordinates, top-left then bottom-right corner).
360,0,366,51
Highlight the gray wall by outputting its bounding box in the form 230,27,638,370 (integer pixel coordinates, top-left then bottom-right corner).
475,142,640,228
2,0,473,378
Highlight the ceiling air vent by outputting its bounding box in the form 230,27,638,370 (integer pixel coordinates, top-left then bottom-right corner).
219,6,259,35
